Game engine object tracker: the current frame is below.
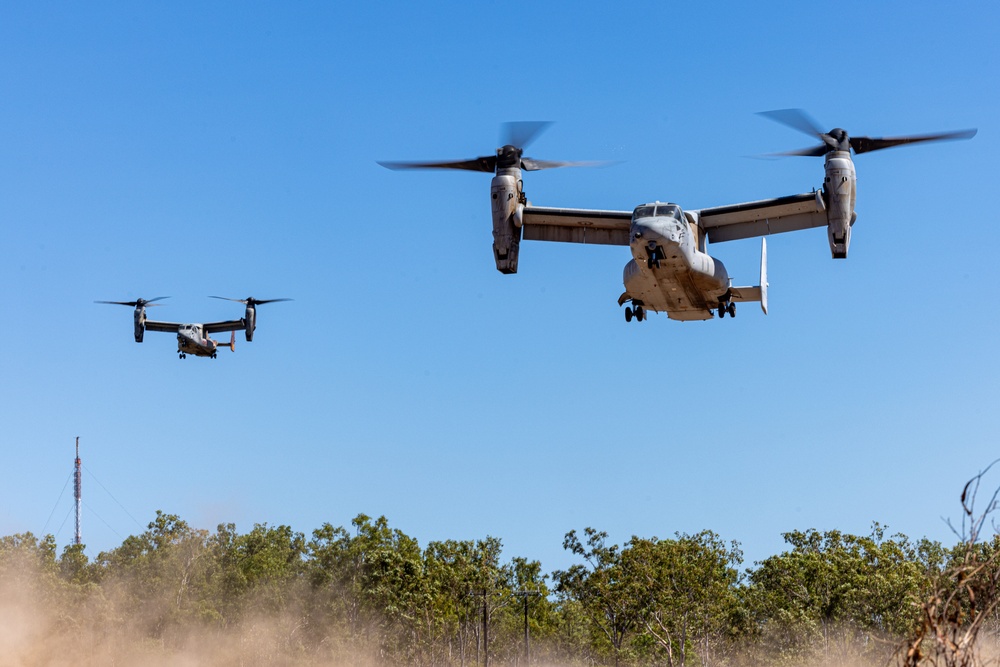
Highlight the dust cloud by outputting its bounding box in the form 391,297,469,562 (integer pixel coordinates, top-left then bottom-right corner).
0,572,925,667
0,568,359,666
3,561,997,667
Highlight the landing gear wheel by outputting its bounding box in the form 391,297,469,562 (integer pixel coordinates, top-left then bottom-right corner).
718,306,725,319
635,305,645,322
625,306,633,322
728,302,736,317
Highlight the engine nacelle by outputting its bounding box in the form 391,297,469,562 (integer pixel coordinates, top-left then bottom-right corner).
823,151,856,259
491,172,523,274
245,305,256,342
133,306,145,343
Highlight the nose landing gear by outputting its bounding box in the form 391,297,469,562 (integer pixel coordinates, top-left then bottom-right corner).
646,244,664,269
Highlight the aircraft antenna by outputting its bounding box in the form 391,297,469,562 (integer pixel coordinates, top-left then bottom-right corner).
74,436,82,545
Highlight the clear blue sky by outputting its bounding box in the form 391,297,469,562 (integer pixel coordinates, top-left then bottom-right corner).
1,1,997,572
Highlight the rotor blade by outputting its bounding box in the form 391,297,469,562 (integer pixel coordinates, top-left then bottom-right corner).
763,144,832,158
757,109,825,138
520,158,612,171
209,296,293,305
850,129,977,154
250,298,293,305
95,296,169,307
377,156,497,173
502,121,552,149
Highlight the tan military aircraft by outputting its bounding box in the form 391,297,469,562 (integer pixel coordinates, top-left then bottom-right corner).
381,113,974,322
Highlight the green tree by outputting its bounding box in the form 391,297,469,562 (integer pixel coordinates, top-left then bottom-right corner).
0,532,60,610
211,522,306,618
58,542,91,585
0,532,58,580
554,528,636,667
94,510,210,635
746,524,928,664
622,530,742,667
306,514,427,663
423,539,481,666
360,517,427,661
306,519,359,647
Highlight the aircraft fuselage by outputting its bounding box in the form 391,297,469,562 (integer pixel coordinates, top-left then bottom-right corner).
176,324,220,358
622,204,731,321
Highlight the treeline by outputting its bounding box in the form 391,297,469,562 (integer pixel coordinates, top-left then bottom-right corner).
1,512,998,666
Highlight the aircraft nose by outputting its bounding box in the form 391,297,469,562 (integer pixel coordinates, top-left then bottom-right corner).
632,220,679,245
632,221,654,240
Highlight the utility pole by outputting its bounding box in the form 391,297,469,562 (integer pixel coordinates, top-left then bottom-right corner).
513,590,541,667
74,436,82,545
466,589,491,667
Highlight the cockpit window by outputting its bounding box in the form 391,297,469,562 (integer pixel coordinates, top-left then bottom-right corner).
633,205,655,219
634,204,683,220
656,204,682,220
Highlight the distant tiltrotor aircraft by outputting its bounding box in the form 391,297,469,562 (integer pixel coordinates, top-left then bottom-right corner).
96,296,290,359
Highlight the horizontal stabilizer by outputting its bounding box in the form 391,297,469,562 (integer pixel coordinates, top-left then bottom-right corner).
729,239,769,315
730,286,762,302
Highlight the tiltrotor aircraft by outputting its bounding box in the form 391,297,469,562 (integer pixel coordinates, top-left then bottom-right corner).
381,113,974,322
96,296,291,358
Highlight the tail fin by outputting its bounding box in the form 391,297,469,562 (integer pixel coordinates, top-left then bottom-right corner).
759,238,768,315
229,330,236,352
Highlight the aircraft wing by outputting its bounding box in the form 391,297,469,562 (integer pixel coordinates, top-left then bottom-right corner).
143,320,183,333
204,319,246,334
695,191,827,244
521,206,632,246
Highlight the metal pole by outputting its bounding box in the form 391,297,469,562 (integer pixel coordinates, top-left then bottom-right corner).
74,436,82,545
523,594,529,665
514,590,540,667
483,590,489,667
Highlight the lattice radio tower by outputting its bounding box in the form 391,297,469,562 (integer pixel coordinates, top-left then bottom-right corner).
74,436,82,545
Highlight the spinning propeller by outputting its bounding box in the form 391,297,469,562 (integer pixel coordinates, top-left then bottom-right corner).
758,108,977,157
95,296,169,307
208,296,292,306
378,121,601,173
209,296,290,342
